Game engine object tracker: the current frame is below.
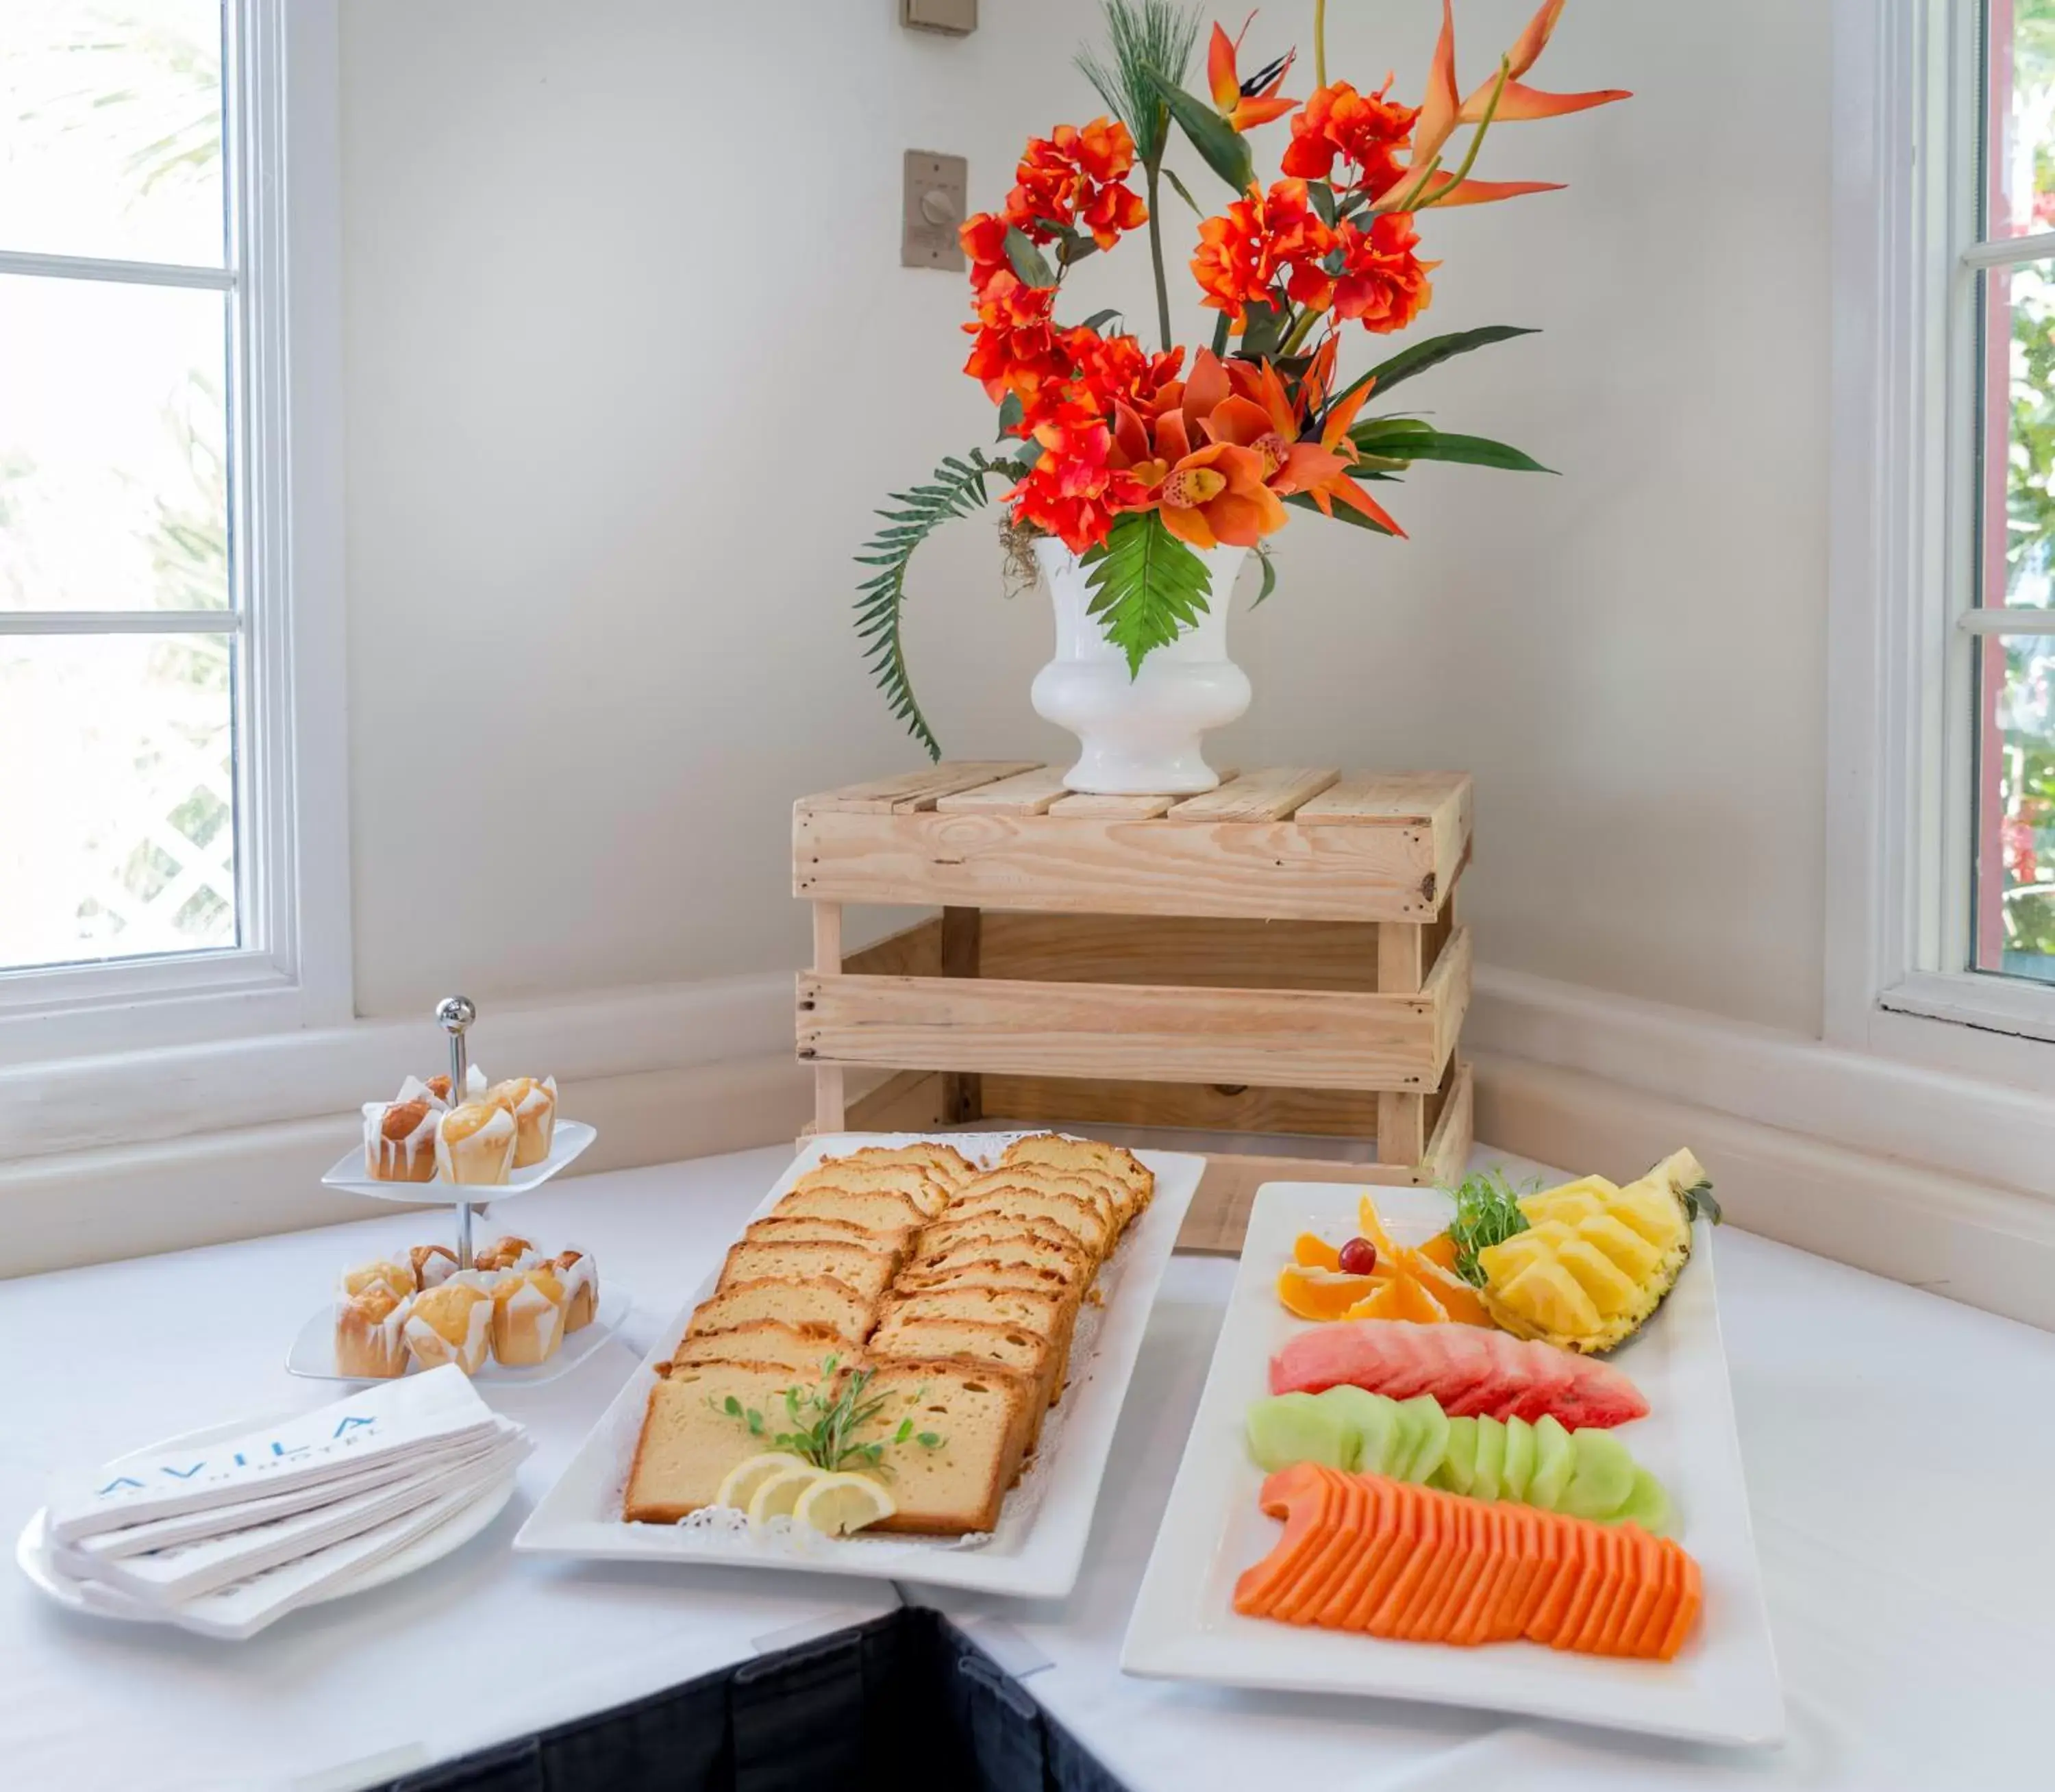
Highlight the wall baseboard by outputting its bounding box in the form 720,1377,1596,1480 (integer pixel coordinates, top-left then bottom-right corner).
0,1053,811,1280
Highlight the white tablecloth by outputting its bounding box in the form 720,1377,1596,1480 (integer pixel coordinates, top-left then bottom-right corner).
4,1144,2052,1790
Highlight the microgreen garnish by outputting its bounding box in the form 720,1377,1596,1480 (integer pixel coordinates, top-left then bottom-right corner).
1445,1168,1532,1286
712,1358,944,1476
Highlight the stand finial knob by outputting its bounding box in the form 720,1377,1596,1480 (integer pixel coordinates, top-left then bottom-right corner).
436,995,475,1034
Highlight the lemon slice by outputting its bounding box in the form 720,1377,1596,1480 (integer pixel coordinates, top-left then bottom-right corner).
793,1472,897,1537
745,1464,822,1529
714,1452,812,1514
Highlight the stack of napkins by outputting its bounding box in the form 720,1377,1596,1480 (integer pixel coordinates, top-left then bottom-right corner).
40,1367,527,1639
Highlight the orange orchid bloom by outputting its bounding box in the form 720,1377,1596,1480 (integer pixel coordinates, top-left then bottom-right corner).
1148,441,1288,549
1208,15,1297,133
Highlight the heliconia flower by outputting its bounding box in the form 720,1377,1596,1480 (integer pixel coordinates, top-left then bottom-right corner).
1208,16,1297,132
1274,380,1407,536
1191,180,1336,325
1278,79,1419,197
1462,0,1632,125
1329,212,1435,334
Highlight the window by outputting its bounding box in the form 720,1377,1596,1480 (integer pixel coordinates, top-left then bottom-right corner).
0,0,344,1062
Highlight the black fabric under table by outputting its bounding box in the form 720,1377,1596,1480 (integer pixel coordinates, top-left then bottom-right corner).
382,1606,1127,1792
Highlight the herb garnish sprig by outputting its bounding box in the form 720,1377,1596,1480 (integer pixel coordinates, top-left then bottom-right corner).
1445,1169,1532,1287
717,1356,942,1476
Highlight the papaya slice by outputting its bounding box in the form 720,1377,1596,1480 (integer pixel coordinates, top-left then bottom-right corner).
1608,1528,1665,1658
1570,1525,1630,1655
1417,1499,1491,1643
1279,1473,1367,1623
1367,1485,1436,1633
1233,1465,1332,1617
1316,1476,1393,1628
1347,1480,1418,1630
1658,1551,1704,1660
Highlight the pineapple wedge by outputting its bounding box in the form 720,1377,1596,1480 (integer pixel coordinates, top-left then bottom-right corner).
1478,1149,1719,1354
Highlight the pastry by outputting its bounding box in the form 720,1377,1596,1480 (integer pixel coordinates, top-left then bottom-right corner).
362,1095,441,1184
409,1243,458,1291
340,1258,416,1300
490,1265,568,1367
475,1234,537,1274
422,1067,487,1105
546,1249,598,1330
335,1283,412,1378
435,1102,516,1186
486,1075,558,1168
403,1278,493,1373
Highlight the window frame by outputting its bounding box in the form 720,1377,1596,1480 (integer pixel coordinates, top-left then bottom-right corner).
0,0,347,1063
1828,0,2055,1080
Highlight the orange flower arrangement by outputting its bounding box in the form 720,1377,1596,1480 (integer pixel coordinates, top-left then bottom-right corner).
858,0,1628,758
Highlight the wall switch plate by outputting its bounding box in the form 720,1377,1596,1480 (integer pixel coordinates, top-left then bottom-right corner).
903,150,967,271
902,0,976,34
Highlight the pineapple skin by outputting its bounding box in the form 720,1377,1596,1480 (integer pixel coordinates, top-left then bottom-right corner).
1478,1152,1708,1355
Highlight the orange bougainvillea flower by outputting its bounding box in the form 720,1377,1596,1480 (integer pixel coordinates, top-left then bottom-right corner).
1278,79,1419,198
1191,179,1334,325
1278,1263,1384,1323
1330,212,1434,334
1208,15,1297,132
1007,116,1149,249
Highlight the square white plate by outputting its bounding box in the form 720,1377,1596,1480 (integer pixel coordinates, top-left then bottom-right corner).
514,1131,1202,1597
1121,1180,1784,1747
321,1121,597,1204
286,1282,630,1386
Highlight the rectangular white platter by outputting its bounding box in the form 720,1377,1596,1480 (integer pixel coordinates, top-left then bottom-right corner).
515,1130,1203,1597
1122,1180,1784,1748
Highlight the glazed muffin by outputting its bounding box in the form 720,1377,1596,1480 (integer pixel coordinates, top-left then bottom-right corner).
403,1278,493,1373
362,1095,440,1184
490,1265,568,1367
486,1075,558,1169
336,1283,412,1378
435,1102,516,1186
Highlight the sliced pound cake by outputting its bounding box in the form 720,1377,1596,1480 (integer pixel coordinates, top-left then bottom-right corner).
743,1215,916,1259
891,1259,1080,1304
715,1240,897,1304
849,1358,1038,1532
772,1185,931,1233
789,1162,951,1217
685,1274,876,1345
934,1187,1110,1259
625,1360,806,1522
1001,1134,1154,1226
958,1166,1119,1236
864,1317,1058,1445
827,1142,977,1189
667,1321,847,1376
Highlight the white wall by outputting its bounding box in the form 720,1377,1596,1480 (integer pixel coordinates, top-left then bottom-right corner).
340,0,1831,1035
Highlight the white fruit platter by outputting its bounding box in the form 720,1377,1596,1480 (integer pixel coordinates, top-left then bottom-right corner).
1121,1174,1784,1748
515,1130,1204,1597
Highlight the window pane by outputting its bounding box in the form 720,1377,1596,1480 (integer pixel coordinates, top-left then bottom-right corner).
0,273,229,611
1987,1,2055,238
0,0,224,266
1982,260,2055,607
0,632,237,971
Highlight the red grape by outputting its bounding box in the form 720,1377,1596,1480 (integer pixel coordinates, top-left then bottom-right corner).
1337,1236,1378,1276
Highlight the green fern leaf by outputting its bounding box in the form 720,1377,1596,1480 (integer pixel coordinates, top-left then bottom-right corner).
1080,512,1213,677
854,450,1005,760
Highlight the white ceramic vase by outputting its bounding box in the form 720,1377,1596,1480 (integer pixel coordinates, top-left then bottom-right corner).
1029,536,1251,795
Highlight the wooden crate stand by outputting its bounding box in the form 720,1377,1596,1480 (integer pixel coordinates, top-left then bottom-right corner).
794,762,1474,1252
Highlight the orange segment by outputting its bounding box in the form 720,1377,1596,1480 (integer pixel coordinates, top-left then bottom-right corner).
1344,1265,1449,1325
1291,1232,1344,1271
1406,1255,1498,1328
1417,1231,1460,1273
1277,1264,1384,1322
1355,1193,1399,1256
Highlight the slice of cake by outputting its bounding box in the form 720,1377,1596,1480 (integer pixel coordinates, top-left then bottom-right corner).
668,1321,847,1376
790,1162,951,1217
773,1186,931,1233
865,1317,1058,1446
685,1275,875,1345
624,1361,809,1523
714,1240,897,1304
1001,1134,1154,1228
940,1188,1110,1260
848,1359,1037,1533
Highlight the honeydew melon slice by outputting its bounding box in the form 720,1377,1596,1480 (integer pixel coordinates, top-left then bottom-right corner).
1562,1428,1636,1520
1499,1415,1535,1503
1470,1413,1505,1502
1246,1393,1352,1473
1315,1385,1399,1476
1527,1415,1574,1510
1436,1415,1479,1495
1395,1394,1449,1483
1613,1465,1674,1536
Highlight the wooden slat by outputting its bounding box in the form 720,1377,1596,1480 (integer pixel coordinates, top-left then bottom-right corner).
981,1074,1380,1138
795,808,1443,920
1167,767,1339,823
1295,772,1473,910
980,912,1379,992
940,907,982,1124
842,914,943,979
1047,791,1180,819
812,903,842,974
804,760,1040,814
934,766,1070,814
1377,919,1426,1165
1423,925,1473,1075
1418,1060,1475,1191
798,973,1445,1090
844,1068,950,1132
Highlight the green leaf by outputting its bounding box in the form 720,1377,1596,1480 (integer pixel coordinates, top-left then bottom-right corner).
1078,308,1123,334
1347,425,1554,473
1161,164,1204,215
1144,68,1254,194
723,1396,741,1417
1075,0,1203,169
917,1432,943,1449
1328,325,1541,413
1209,310,1231,357
1307,180,1337,227
1251,543,1278,607
995,392,1025,438
1443,1169,1532,1286
1238,299,1286,361
1080,511,1215,677
854,449,1006,760
1004,226,1056,288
